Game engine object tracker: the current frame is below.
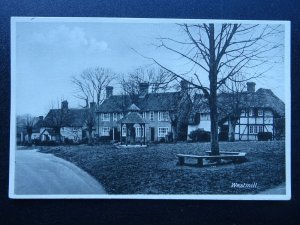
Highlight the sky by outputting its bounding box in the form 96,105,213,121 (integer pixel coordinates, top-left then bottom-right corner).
13,18,288,116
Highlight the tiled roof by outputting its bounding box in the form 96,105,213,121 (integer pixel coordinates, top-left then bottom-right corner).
128,103,140,111
97,92,181,113
218,88,285,117
118,112,147,124
43,108,90,127
189,88,285,124
41,128,56,136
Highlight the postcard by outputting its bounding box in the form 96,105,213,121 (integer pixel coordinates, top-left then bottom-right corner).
9,17,291,200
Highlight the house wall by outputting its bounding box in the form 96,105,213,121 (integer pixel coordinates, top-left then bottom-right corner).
187,108,275,141
97,111,172,141
39,127,83,142
235,108,274,141
187,113,211,135
60,127,83,142
25,132,40,141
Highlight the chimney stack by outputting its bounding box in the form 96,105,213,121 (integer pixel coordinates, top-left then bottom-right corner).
106,86,113,99
180,80,189,92
139,82,149,97
61,100,68,110
246,82,256,92
90,102,96,110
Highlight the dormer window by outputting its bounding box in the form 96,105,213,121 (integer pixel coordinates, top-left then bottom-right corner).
113,113,118,121
101,113,110,121
241,110,246,117
142,112,147,119
258,109,263,117
158,111,169,121
249,109,254,117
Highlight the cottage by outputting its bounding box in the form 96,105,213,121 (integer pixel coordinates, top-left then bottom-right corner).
188,82,285,141
41,101,96,142
96,81,192,142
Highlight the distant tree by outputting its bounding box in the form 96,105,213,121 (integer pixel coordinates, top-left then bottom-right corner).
218,73,248,142
25,115,34,145
44,101,71,143
84,108,96,145
72,67,116,107
119,67,175,103
169,81,193,141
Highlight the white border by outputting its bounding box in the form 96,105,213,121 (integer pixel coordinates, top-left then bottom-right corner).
9,17,291,200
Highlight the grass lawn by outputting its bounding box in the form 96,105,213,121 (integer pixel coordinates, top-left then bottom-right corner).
37,141,285,195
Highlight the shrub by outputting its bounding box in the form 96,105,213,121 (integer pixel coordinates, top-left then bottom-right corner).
32,139,41,146
39,140,58,146
98,136,111,143
189,129,210,142
80,137,89,144
159,137,166,143
257,132,273,141
64,138,74,145
219,131,228,141
177,131,187,141
165,132,173,142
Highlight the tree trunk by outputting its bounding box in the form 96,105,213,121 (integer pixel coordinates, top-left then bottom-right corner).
228,117,236,142
208,24,220,156
88,130,93,145
28,133,32,145
172,125,177,142
210,95,220,155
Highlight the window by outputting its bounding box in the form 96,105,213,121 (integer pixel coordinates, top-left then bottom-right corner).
254,126,258,134
158,111,169,121
249,125,263,134
241,110,246,117
249,109,254,117
135,127,144,137
121,126,127,137
113,113,118,121
120,113,124,119
258,109,263,117
150,111,154,121
101,113,110,121
142,112,147,119
101,127,110,136
249,125,253,134
158,127,169,137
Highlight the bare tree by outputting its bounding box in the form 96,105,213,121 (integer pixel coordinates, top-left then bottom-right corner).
148,23,283,155
120,67,174,101
218,73,248,142
72,67,116,107
84,108,96,145
44,101,71,143
25,115,34,145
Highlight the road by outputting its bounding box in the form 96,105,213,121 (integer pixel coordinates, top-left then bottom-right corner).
14,150,106,195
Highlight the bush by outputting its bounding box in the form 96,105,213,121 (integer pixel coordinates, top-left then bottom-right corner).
159,137,166,143
80,137,89,144
38,140,58,146
64,138,74,145
189,129,210,142
165,132,173,142
32,139,41,146
219,131,228,141
177,131,187,141
257,132,273,141
97,136,111,143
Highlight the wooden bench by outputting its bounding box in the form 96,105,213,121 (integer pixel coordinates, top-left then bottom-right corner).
176,152,247,167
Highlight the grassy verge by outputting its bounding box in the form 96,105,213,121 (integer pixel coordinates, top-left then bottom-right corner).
38,141,285,195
